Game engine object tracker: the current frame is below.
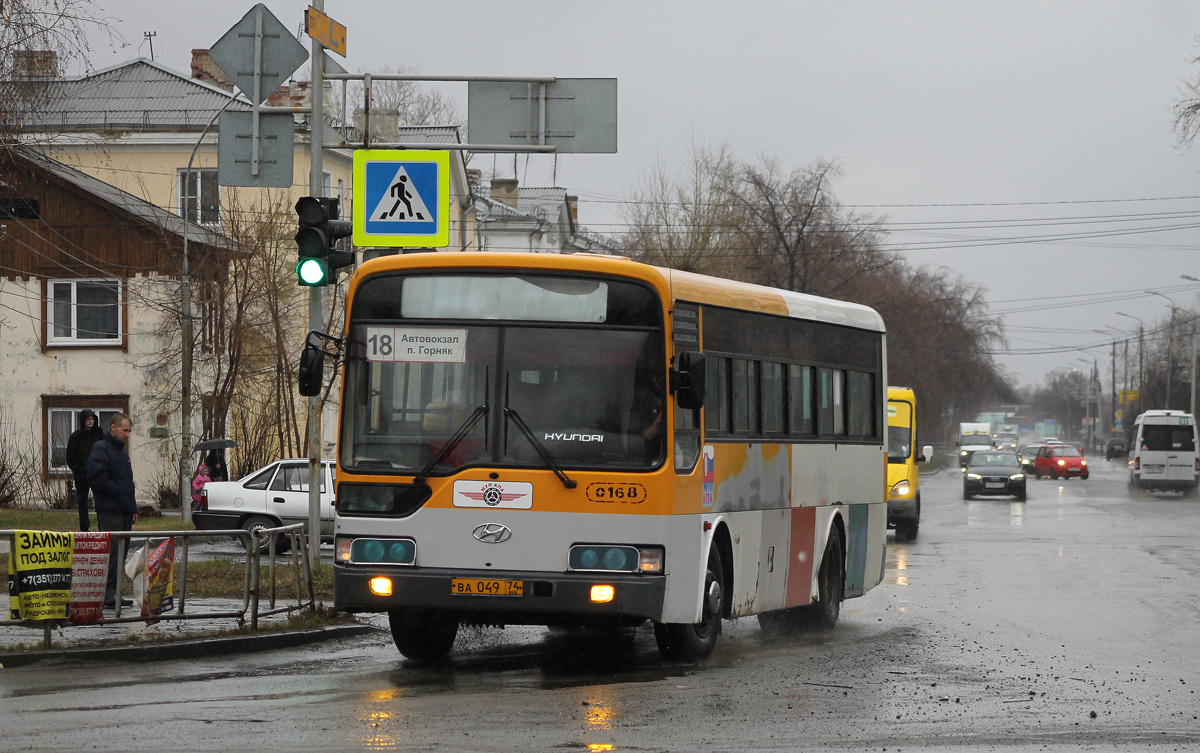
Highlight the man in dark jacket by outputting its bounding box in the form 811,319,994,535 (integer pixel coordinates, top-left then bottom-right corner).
66,409,104,531
87,413,138,608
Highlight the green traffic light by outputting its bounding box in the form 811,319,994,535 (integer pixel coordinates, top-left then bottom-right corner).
297,258,327,286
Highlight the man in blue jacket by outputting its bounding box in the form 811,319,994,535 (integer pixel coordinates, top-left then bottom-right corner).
86,413,139,608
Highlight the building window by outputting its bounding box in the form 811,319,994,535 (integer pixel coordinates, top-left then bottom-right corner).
179,169,220,225
47,279,121,343
43,398,127,475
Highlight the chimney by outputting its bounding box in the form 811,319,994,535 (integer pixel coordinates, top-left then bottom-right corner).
13,51,58,78
566,195,579,223
190,49,233,91
490,178,519,209
353,108,400,144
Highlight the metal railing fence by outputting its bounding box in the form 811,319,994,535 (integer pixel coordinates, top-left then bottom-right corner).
1,523,316,649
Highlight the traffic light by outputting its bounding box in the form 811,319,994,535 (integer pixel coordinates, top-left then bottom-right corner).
295,196,354,286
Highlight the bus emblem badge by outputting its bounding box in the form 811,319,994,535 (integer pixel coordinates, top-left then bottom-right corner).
473,523,512,543
453,480,534,509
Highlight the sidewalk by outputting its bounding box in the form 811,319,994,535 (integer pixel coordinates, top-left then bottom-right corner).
0,597,380,667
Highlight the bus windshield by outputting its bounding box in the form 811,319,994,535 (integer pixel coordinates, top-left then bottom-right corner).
340,274,666,476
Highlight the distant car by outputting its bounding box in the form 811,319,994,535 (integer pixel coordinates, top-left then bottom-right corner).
193,460,336,552
993,432,1019,450
1042,436,1062,444
1016,443,1046,473
963,451,1026,501
1105,437,1128,460
1065,441,1086,456
1033,445,1089,480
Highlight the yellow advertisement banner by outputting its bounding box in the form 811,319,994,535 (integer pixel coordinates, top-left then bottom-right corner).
7,530,74,621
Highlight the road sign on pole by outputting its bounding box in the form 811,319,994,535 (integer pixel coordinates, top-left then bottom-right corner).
353,150,451,247
210,3,308,187
305,6,347,56
209,4,309,106
217,111,295,187
468,78,617,154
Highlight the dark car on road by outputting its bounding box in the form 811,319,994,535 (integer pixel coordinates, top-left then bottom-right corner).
1016,443,1045,473
963,451,1027,501
1105,437,1128,460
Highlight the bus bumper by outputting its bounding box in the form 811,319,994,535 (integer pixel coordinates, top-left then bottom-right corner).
334,564,667,626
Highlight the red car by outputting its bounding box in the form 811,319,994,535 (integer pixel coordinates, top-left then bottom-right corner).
1033,444,1089,480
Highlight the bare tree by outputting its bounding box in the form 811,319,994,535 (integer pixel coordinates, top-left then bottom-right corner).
1173,36,1200,148
621,142,742,277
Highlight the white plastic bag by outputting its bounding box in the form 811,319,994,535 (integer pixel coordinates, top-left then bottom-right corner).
123,543,147,609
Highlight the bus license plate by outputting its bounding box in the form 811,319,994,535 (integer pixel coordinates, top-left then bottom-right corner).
451,578,523,597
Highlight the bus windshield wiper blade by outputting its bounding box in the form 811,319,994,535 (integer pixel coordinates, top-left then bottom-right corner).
504,407,577,489
413,404,489,485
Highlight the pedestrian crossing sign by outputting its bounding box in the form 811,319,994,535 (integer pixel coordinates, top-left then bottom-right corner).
352,150,450,247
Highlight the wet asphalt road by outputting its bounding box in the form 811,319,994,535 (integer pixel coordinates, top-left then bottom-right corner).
2,457,1199,752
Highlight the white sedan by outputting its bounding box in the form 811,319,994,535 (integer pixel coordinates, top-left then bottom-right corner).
193,460,336,552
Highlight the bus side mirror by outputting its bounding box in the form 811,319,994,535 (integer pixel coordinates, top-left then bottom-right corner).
919,445,934,463
672,351,706,410
298,332,326,397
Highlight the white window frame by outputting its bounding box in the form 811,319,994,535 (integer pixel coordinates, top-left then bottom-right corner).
47,278,123,345
178,168,221,226
47,406,123,474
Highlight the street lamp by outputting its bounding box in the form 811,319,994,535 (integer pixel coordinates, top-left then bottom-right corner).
1116,311,1144,413
1177,276,1199,415
1147,290,1179,409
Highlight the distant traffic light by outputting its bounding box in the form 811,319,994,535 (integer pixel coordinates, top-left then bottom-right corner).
295,196,354,286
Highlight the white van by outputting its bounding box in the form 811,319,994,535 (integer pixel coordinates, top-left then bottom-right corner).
1129,410,1199,495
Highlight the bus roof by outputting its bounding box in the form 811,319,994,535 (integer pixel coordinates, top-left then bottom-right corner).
349,252,886,333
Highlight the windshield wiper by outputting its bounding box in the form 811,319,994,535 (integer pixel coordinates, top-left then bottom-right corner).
504,407,577,489
413,405,489,484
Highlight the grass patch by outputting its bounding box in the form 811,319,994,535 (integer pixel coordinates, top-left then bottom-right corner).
0,509,194,532
181,559,332,601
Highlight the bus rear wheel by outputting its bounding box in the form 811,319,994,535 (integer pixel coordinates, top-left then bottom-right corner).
388,610,458,662
654,545,724,662
800,531,843,631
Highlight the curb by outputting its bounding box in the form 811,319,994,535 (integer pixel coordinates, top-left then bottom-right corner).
0,622,381,668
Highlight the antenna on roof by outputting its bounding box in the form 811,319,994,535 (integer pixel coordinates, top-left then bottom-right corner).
143,32,157,62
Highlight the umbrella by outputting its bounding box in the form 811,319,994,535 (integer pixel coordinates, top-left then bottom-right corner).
195,438,239,452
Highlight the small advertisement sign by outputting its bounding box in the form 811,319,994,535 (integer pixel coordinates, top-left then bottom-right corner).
68,532,111,623
365,327,467,363
7,530,74,621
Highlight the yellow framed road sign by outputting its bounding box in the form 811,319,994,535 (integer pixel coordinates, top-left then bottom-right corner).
353,150,451,248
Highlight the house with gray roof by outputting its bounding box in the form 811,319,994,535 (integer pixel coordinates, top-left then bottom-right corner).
474,178,617,254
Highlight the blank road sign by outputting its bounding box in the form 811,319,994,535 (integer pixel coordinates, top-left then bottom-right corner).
468,78,617,154
217,111,295,187
209,3,308,105
353,150,450,248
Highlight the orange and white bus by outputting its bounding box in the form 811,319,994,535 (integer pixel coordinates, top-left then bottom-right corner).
320,252,888,661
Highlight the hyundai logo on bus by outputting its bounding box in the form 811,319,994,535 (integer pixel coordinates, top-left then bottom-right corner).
473,523,513,544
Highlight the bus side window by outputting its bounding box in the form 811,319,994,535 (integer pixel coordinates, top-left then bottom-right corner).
705,356,730,434
762,362,785,434
789,364,814,436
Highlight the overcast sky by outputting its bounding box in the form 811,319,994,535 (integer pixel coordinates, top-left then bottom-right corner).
84,0,1200,390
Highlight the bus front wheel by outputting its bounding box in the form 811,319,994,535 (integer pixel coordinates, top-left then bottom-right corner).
654,546,724,662
388,610,458,662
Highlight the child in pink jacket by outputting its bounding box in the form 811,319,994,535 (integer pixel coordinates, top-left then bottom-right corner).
191,465,211,511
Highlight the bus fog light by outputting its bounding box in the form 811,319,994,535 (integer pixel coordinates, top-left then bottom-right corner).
369,577,393,596
336,539,352,563
590,585,615,603
638,548,664,573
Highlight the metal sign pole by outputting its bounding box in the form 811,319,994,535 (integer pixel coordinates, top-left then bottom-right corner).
307,0,325,572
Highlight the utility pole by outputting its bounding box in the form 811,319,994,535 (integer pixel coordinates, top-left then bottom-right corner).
306,0,326,570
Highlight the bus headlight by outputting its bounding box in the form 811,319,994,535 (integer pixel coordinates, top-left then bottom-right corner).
590,585,616,603
569,545,662,573
369,577,393,596
340,538,417,565
890,480,912,497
